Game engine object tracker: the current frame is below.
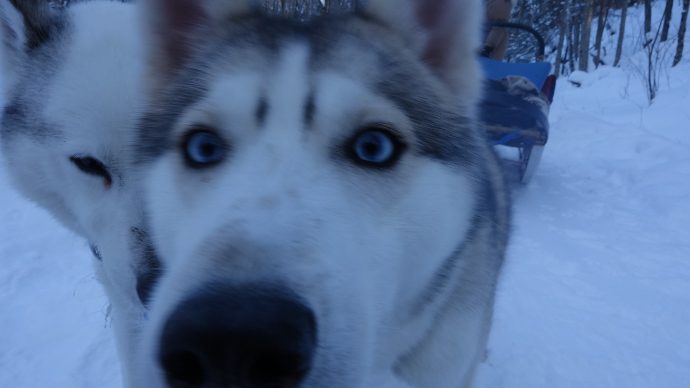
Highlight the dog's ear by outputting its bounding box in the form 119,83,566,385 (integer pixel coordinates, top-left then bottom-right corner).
143,0,253,88
0,0,58,93
361,0,483,98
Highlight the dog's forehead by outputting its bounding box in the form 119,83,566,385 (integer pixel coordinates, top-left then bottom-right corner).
137,14,479,167
3,2,144,156
44,2,145,146
0,21,67,142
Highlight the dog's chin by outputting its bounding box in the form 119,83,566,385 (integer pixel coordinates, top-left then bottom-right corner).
134,360,363,388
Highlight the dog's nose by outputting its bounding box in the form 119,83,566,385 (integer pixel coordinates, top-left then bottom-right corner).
158,284,317,387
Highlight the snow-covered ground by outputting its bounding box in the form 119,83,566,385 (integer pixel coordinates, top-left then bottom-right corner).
474,62,690,388
1,3,689,388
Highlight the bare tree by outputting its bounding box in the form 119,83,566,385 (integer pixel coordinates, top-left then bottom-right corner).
579,0,595,70
660,0,674,42
594,0,611,67
644,0,652,34
674,0,690,66
571,10,582,73
264,0,354,18
614,0,628,67
555,3,569,76
635,13,676,103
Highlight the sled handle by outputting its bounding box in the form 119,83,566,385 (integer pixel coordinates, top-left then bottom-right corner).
487,22,546,61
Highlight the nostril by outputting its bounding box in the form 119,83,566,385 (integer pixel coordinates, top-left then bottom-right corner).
161,350,205,386
251,350,310,386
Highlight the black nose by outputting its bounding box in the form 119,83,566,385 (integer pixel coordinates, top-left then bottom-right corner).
158,284,317,388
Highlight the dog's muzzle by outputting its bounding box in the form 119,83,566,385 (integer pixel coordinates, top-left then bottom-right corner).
158,283,317,387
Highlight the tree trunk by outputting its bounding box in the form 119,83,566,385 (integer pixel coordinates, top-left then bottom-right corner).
644,0,652,34
571,13,581,73
614,0,628,67
674,0,690,66
661,0,674,42
579,0,595,71
555,4,568,77
594,0,610,67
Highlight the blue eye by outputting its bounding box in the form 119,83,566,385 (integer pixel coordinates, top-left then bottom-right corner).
182,129,227,168
350,128,404,168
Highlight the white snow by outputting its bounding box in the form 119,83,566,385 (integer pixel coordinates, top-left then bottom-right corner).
1,2,689,387
474,62,690,388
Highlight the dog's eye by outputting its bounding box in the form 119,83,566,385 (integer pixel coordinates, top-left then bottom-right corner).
69,155,113,187
349,126,405,168
182,129,227,168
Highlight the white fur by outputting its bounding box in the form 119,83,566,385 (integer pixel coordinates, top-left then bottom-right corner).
137,41,478,387
0,0,26,96
1,2,148,386
2,1,499,387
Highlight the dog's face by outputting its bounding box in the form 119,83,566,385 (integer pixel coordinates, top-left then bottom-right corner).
135,0,487,386
0,1,156,306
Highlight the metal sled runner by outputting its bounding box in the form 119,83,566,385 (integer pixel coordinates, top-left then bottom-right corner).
479,23,557,184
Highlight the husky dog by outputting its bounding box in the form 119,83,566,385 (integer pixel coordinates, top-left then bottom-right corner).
134,0,510,387
0,0,156,385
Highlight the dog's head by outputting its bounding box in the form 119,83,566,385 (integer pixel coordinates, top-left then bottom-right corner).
0,0,158,307
135,0,489,386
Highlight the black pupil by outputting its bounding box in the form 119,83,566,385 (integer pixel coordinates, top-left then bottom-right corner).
362,139,382,159
199,142,217,159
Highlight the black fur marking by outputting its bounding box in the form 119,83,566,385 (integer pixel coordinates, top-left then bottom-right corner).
89,244,103,261
1,102,23,123
69,155,113,187
8,0,64,50
303,89,315,128
375,64,478,166
135,65,210,163
136,264,160,307
255,95,268,127
1,100,62,140
132,227,163,306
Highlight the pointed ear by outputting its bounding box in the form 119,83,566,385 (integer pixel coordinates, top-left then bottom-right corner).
361,0,483,98
142,0,253,87
1,0,58,94
1,0,26,90
6,0,58,48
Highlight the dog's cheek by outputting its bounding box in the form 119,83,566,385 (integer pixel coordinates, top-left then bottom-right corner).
393,165,477,304
144,157,185,264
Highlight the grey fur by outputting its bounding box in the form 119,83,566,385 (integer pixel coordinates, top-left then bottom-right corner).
8,0,63,49
0,0,70,141
134,3,510,387
136,14,479,167
1,2,155,384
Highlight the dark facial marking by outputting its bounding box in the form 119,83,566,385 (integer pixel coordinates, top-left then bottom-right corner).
89,244,103,261
255,96,268,127
9,0,64,50
69,155,113,188
135,65,210,164
303,89,315,128
132,227,163,306
375,70,477,166
136,264,160,307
